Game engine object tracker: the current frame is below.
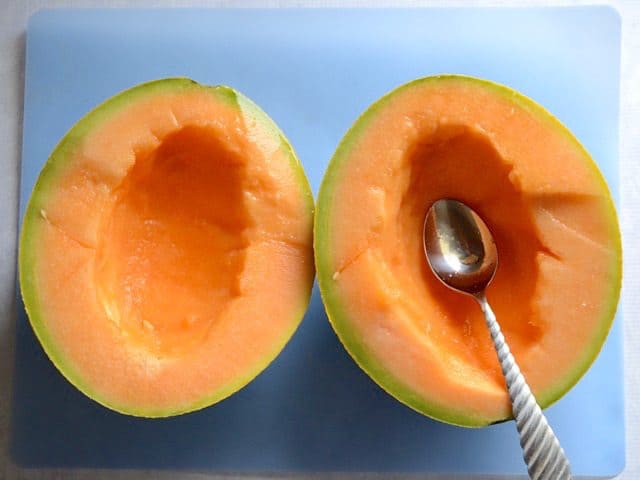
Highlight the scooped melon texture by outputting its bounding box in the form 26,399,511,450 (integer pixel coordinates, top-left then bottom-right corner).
20,78,315,417
315,75,621,427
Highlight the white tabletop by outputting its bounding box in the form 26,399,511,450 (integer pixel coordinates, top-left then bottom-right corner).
1,1,638,479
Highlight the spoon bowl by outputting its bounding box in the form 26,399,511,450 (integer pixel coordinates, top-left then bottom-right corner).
423,199,498,295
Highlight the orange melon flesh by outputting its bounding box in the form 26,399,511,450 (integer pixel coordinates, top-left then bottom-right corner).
20,79,314,416
315,76,621,426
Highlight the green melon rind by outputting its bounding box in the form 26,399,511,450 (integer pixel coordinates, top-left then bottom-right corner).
19,78,315,417
314,74,622,427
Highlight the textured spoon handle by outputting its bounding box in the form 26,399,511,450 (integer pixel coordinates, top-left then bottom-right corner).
476,293,572,480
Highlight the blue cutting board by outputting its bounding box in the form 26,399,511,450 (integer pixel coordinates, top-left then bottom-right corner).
13,7,623,477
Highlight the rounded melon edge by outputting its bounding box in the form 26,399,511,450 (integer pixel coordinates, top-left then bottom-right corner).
19,78,316,417
314,74,622,427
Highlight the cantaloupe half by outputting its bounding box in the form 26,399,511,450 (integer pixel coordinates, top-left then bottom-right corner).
19,78,315,417
315,75,622,427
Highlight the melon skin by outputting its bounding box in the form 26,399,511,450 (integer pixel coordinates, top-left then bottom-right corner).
315,75,622,427
20,78,315,417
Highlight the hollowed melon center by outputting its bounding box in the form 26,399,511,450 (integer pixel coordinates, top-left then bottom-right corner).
397,124,551,385
95,126,252,357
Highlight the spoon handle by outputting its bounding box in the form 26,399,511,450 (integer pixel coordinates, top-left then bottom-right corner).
475,293,572,480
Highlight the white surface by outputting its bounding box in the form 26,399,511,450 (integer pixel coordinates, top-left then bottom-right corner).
0,1,638,479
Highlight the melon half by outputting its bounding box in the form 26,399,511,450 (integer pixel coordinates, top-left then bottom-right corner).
19,78,315,417
315,75,622,427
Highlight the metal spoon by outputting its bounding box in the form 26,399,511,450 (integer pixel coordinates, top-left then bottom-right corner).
423,199,572,480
